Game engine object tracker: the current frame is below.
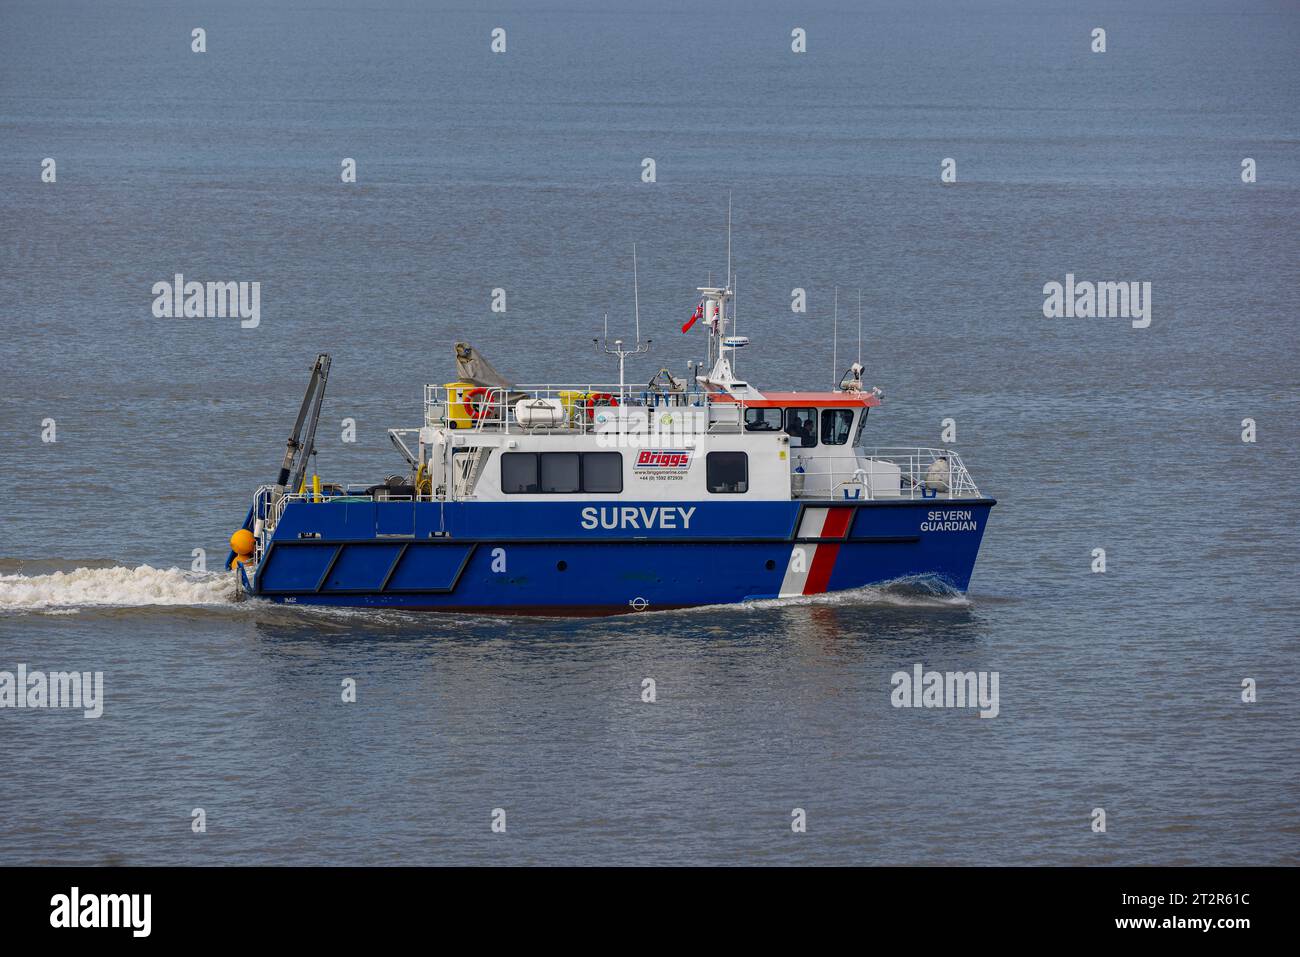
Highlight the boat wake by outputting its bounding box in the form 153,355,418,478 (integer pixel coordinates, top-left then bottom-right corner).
611,577,972,620
736,576,972,612
0,562,237,614
0,562,973,620
0,561,443,626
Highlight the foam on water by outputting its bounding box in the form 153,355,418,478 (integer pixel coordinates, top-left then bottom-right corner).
0,564,237,612
735,576,973,612
619,576,973,620
0,562,974,619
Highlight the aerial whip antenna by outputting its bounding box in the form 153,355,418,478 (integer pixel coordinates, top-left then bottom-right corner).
726,191,733,290
832,285,839,390
857,288,863,365
632,243,640,343
597,245,651,403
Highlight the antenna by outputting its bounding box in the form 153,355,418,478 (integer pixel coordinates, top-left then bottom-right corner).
857,288,863,365
632,243,640,343
726,191,732,290
596,245,652,404
832,285,839,390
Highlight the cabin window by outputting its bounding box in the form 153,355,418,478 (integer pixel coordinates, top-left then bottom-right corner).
785,408,818,448
500,452,539,493
744,407,783,432
821,409,855,446
502,451,621,493
582,452,623,493
540,452,580,493
707,451,748,493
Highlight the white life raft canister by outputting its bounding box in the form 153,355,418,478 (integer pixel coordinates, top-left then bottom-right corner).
514,397,566,428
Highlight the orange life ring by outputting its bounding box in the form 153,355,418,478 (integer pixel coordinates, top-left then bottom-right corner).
585,392,619,420
465,387,495,421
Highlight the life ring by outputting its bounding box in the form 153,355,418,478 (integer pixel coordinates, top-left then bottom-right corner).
465,387,495,422
585,392,619,420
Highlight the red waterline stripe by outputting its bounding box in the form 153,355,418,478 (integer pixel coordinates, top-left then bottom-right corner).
803,508,853,594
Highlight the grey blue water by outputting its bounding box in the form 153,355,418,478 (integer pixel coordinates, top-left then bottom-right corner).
1,0,1297,865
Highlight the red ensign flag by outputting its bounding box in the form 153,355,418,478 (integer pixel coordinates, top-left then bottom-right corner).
682,301,703,333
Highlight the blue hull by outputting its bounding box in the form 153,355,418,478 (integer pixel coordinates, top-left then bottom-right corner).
246,499,995,614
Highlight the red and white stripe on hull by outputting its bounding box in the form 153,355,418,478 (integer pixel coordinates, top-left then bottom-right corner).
779,506,854,597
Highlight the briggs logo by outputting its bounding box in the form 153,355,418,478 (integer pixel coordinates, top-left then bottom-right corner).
635,449,692,469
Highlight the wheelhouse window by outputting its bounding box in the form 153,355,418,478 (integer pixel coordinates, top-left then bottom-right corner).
501,451,623,493
707,451,748,493
852,408,869,447
582,451,623,492
785,407,818,448
744,407,783,432
821,409,855,446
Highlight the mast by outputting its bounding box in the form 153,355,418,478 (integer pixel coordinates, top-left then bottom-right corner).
687,196,757,396
703,196,735,384
732,273,738,375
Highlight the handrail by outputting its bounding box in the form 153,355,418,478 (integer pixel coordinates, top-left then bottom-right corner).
424,383,726,436
793,448,982,501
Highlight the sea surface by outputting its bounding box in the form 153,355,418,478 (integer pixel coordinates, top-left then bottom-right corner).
0,0,1297,865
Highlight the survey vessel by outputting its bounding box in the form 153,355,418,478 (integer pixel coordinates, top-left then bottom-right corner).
227,266,995,613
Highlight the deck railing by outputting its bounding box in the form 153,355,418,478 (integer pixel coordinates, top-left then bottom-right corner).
251,484,422,551
423,383,727,436
793,448,983,501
